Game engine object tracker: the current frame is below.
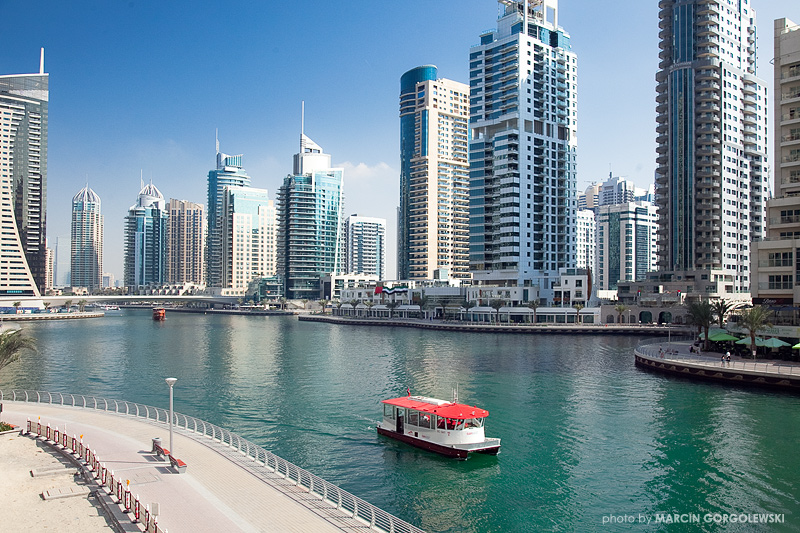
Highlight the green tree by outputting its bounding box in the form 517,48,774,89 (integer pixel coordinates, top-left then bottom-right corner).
489,299,505,324
710,299,733,329
43,302,51,311
462,300,476,322
278,297,287,311
686,300,714,351
301,298,309,310
365,301,374,317
526,299,540,324
737,306,773,359
317,299,330,315
12,301,21,313
349,299,360,316
614,304,628,324
63,300,73,311
387,301,400,319
334,300,343,315
0,329,36,374
573,303,584,325
78,299,88,312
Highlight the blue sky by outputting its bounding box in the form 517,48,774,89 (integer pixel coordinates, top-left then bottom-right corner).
2,0,797,280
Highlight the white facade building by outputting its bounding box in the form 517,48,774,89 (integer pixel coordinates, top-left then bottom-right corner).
597,201,658,290
576,208,596,281
221,186,275,291
469,0,577,302
346,214,385,279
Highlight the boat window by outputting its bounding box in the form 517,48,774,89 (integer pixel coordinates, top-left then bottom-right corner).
454,419,465,431
418,413,432,429
437,416,446,429
383,404,394,418
408,410,419,426
397,407,405,419
465,418,484,428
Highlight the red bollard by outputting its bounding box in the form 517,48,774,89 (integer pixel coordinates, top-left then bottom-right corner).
54,428,59,444
46,424,51,440
37,421,41,435
72,435,78,453
26,419,31,433
144,506,150,530
133,497,141,522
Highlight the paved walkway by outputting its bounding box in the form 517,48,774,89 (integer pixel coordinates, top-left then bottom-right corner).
2,403,373,533
637,341,800,377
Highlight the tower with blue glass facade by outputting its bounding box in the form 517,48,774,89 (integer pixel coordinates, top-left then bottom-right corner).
399,66,470,280
277,133,344,300
124,182,168,289
207,146,251,288
71,185,103,291
656,0,766,294
469,0,577,302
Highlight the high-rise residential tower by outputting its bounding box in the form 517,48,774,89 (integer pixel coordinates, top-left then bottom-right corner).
166,199,206,285
71,185,103,291
750,18,800,306
346,214,386,279
398,66,470,280
469,0,578,301
597,201,658,291
124,182,168,289
277,133,344,300
220,186,275,290
0,50,48,296
207,144,251,288
655,0,767,293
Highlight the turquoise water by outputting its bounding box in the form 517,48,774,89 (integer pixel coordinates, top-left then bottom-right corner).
1,310,799,532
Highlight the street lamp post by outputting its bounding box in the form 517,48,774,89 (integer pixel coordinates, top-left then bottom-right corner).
165,378,177,453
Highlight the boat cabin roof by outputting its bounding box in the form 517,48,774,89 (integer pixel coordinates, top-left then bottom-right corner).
382,396,489,419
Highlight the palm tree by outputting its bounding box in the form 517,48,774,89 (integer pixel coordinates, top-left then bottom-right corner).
573,303,584,325
0,329,36,373
417,296,430,320
614,304,628,324
737,305,773,359
78,299,88,312
63,300,73,311
349,299,360,317
686,300,714,351
301,299,309,310
43,302,51,312
12,301,21,313
710,299,732,329
365,301,374,317
387,300,400,319
317,299,330,315
489,299,504,324
462,300,476,322
278,297,287,311
526,299,540,324
334,300,343,315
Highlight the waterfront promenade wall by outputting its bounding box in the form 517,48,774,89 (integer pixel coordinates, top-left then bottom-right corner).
634,342,800,391
0,389,424,533
300,314,693,336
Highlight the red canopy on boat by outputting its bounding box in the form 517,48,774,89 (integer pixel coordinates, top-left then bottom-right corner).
382,396,489,419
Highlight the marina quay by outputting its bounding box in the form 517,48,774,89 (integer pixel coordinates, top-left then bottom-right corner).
0,393,422,533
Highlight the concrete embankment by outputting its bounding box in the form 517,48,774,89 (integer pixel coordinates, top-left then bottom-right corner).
635,342,800,391
299,314,692,336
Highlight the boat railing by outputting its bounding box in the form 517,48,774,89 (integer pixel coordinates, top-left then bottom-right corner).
0,389,425,533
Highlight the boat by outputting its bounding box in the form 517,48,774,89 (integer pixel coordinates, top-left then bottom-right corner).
152,308,166,321
377,392,501,459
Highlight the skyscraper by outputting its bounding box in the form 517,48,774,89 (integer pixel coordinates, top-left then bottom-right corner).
655,0,767,293
277,133,344,300
220,186,275,290
469,0,577,301
71,185,103,291
124,182,168,289
207,145,251,288
597,201,658,291
398,66,470,280
346,214,386,279
54,236,70,287
166,199,205,285
0,49,48,296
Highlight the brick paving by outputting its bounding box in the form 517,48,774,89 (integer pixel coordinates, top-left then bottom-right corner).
2,403,377,533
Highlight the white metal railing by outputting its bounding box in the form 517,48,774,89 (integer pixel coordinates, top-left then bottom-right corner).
635,342,800,376
0,389,424,533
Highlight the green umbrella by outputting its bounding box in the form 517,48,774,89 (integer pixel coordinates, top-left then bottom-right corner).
762,337,790,348
708,332,739,342
793,342,800,350
736,337,764,346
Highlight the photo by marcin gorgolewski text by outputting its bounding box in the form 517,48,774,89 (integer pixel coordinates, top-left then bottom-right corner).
601,512,786,526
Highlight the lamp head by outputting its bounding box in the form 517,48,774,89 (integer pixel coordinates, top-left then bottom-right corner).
165,377,177,387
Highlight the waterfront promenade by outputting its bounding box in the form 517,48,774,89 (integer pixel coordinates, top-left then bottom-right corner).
635,341,800,390
0,400,420,533
300,314,693,335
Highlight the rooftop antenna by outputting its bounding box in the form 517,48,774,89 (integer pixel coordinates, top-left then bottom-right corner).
300,101,305,152
39,48,44,74
215,128,219,154
140,170,144,191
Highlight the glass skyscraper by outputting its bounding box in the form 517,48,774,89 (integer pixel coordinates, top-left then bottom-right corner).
0,51,48,297
277,134,344,300
166,199,205,285
220,186,275,291
207,148,251,288
469,0,577,301
656,0,767,294
124,182,168,289
70,185,103,291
